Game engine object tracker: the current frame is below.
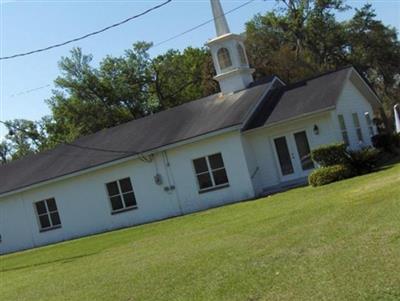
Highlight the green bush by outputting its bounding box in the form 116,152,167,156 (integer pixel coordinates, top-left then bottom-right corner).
372,133,400,153
308,164,354,187
345,148,380,175
311,143,347,167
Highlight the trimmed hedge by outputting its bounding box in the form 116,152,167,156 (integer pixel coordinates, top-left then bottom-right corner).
309,143,380,187
308,164,354,187
311,143,347,167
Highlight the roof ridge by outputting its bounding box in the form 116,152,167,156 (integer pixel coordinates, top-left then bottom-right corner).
284,65,353,89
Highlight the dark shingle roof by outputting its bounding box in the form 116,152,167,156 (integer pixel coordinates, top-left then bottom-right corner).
245,67,352,130
0,79,274,196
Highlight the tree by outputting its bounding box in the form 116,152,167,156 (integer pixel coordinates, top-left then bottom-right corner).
3,0,399,162
1,119,48,161
152,47,217,110
245,1,399,122
346,4,400,119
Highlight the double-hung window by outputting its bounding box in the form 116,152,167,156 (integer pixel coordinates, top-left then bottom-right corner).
338,114,350,146
352,113,364,143
193,153,229,192
364,112,374,136
106,177,137,213
35,198,61,231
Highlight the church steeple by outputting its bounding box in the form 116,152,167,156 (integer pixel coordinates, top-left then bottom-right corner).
207,0,254,94
210,0,230,36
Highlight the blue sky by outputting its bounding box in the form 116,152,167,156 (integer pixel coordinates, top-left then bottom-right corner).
1,0,399,139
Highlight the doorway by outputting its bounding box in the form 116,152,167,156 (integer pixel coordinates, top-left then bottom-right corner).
273,130,314,181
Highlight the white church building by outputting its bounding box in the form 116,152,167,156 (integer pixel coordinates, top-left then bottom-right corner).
0,0,382,254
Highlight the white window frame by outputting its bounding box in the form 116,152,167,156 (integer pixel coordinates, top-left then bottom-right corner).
352,113,364,143
337,114,350,146
106,178,137,214
364,112,374,136
193,153,229,193
34,198,61,232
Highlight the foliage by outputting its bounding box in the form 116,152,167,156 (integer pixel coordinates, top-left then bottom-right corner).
245,1,400,117
372,132,400,154
311,142,347,167
308,164,353,186
2,1,400,162
0,119,51,164
310,143,380,185
345,147,380,175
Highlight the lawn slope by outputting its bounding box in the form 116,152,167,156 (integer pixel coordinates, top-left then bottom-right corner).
1,163,400,301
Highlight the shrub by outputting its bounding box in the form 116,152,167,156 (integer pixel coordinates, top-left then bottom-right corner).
311,143,347,167
345,148,380,175
308,164,354,187
371,133,400,153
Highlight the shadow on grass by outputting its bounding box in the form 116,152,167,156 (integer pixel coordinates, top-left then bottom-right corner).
0,251,100,273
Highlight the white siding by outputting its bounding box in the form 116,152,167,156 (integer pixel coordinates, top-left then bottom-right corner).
0,78,379,254
242,112,339,195
335,80,376,149
0,131,255,254
166,131,255,213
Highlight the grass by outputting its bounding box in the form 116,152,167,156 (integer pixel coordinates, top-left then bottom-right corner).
1,163,400,301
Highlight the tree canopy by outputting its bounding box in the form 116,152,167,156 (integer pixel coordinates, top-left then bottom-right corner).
1,1,399,164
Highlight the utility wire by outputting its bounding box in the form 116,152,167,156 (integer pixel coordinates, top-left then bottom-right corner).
152,0,256,48
0,0,172,60
5,0,256,97
1,0,258,155
9,84,51,98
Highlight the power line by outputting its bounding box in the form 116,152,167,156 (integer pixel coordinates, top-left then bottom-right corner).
0,0,172,60
9,84,51,98
152,0,256,48
6,0,257,98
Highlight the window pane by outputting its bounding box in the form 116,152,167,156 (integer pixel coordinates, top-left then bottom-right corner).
110,195,124,211
50,212,61,226
193,157,208,174
338,115,346,131
212,169,228,186
39,215,51,229
217,48,232,70
123,192,137,207
119,178,133,193
106,181,119,197
352,113,361,127
356,129,364,142
208,153,224,170
197,173,213,190
35,201,47,215
365,113,374,136
274,137,294,176
46,198,57,212
294,131,314,171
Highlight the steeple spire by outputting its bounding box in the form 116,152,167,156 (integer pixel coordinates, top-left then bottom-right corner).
210,0,230,36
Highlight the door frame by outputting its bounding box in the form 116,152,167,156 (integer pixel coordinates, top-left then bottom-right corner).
271,128,314,182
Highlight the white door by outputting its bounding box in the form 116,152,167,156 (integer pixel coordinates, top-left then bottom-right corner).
273,130,314,182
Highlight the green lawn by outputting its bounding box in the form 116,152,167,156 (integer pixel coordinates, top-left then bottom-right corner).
1,163,400,301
